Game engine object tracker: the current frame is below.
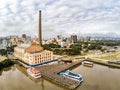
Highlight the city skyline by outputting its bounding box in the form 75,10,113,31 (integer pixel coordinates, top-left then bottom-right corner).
0,0,120,38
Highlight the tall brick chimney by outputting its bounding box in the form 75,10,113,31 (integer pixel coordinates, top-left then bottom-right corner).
38,11,42,46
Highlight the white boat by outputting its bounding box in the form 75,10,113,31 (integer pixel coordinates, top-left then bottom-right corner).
27,67,41,79
82,61,93,67
60,70,83,82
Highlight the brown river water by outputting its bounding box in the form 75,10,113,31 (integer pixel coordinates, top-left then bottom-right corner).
0,64,120,90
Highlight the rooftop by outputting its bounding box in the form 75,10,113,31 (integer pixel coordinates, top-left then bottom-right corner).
25,42,43,53
17,44,30,49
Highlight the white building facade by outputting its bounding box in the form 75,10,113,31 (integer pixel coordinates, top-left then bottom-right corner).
14,42,53,65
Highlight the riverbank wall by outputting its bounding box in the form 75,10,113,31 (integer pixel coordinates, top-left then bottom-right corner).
87,57,120,68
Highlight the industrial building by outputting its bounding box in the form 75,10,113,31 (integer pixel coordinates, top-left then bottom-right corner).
14,11,53,65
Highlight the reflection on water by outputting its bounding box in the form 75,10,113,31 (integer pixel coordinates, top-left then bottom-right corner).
0,64,120,90
0,66,12,76
0,70,2,75
0,64,64,90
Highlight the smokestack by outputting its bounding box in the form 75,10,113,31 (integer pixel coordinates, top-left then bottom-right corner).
38,11,42,46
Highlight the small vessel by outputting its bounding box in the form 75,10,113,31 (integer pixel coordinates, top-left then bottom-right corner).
27,67,41,79
108,60,120,64
60,70,83,82
82,61,93,67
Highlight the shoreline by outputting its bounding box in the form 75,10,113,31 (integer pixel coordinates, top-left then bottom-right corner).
87,57,120,68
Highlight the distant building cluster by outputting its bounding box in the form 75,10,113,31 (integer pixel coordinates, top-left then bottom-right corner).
41,34,78,48
0,34,31,49
1,34,120,50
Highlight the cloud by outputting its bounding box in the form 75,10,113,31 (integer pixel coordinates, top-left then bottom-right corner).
0,0,120,38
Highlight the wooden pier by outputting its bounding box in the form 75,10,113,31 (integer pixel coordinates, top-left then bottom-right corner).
36,61,82,89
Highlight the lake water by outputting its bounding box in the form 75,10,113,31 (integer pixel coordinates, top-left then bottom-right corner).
0,64,120,90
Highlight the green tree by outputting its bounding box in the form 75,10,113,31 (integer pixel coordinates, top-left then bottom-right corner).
1,59,14,67
69,44,82,55
0,49,7,56
42,44,61,50
7,45,17,52
42,44,52,50
88,44,102,50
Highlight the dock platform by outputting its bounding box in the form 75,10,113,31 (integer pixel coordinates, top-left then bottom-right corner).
36,61,82,89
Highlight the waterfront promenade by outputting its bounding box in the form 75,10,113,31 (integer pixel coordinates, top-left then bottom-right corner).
87,57,120,68
36,60,82,89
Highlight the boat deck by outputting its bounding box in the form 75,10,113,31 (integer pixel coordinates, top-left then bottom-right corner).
36,61,82,89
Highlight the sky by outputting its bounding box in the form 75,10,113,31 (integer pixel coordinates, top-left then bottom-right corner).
0,0,120,39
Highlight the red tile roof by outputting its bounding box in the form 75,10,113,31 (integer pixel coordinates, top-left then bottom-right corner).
25,42,43,53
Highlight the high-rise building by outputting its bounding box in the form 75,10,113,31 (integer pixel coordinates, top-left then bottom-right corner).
70,34,77,43
2,38,8,49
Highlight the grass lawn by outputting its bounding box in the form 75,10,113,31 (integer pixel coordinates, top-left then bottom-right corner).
99,51,120,60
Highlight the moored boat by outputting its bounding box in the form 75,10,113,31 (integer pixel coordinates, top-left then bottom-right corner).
82,61,93,67
60,70,83,82
27,67,41,79
108,60,120,64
